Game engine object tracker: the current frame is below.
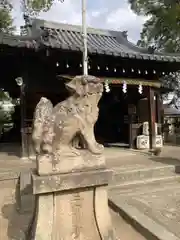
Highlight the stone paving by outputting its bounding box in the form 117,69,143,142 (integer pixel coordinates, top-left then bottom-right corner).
110,180,180,239
0,179,32,240
109,145,180,240
0,178,146,240
125,185,180,237
0,145,149,240
0,144,180,239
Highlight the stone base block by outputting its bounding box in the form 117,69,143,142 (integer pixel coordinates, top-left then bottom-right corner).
137,135,163,149
31,168,112,195
36,150,106,176
28,169,115,240
137,135,149,149
156,135,163,148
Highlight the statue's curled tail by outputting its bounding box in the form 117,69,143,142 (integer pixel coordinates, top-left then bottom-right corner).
32,97,53,154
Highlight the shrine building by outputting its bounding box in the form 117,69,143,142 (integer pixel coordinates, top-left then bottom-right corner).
0,18,180,158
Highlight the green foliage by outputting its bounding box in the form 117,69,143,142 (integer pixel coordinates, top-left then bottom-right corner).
129,0,180,52
0,89,14,125
129,1,180,104
160,72,180,102
0,0,14,33
27,0,54,13
0,0,62,32
22,0,63,16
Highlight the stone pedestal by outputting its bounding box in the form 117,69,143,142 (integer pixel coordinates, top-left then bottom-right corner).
30,76,116,239
28,168,115,240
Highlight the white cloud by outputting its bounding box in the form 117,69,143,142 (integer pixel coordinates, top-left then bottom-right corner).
12,0,147,43
40,0,82,24
105,6,147,42
91,11,101,18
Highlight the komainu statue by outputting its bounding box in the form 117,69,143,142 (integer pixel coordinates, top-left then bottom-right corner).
32,75,105,175
29,75,116,240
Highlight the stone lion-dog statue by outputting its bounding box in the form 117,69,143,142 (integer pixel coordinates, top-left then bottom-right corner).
32,75,105,175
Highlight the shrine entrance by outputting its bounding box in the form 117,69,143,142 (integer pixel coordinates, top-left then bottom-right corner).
95,84,143,147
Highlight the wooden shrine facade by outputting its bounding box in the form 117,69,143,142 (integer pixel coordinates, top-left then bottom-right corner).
1,18,180,158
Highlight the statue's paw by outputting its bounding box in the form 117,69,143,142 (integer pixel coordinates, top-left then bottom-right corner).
70,147,81,156
91,146,104,155
96,143,104,151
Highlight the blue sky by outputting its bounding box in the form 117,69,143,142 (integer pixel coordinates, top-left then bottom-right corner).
12,0,147,43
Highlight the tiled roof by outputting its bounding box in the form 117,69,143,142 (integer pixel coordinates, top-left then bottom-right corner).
30,19,180,62
1,18,180,63
0,33,38,48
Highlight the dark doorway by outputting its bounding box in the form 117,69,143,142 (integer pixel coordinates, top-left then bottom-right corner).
95,85,141,146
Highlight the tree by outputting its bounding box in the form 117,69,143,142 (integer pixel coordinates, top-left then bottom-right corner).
0,1,14,33
129,0,180,53
160,72,180,106
0,0,63,32
21,0,64,16
128,0,180,106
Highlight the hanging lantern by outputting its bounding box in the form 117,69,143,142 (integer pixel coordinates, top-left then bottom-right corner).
131,68,134,72
106,66,109,70
88,65,91,69
123,69,125,73
145,70,148,75
104,80,110,93
80,63,82,68
138,83,143,94
56,62,59,67
153,70,156,74
66,63,69,68
97,66,100,70
122,81,127,93
114,68,116,72
138,69,141,74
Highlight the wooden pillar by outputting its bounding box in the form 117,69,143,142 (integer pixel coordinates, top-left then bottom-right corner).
148,87,156,150
16,76,28,160
156,91,162,134
128,104,136,149
129,114,133,148
20,82,28,159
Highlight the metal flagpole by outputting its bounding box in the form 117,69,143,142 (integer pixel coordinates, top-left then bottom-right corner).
82,0,88,75
60,0,88,75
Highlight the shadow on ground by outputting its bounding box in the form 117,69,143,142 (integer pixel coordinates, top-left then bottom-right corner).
0,143,21,158
1,181,33,240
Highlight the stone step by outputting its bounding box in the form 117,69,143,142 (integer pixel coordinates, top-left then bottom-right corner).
110,165,180,187
109,176,180,192
109,177,180,196
109,199,179,240
109,179,180,240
